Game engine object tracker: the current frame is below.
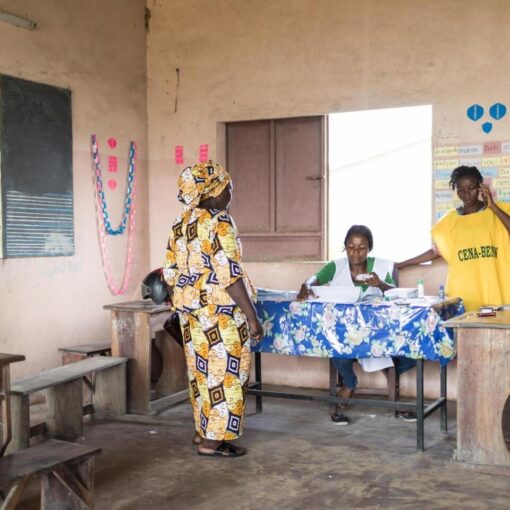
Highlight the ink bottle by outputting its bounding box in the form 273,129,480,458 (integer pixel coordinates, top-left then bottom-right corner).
417,279,425,298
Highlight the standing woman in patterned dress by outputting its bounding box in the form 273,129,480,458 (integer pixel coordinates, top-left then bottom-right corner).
164,162,263,457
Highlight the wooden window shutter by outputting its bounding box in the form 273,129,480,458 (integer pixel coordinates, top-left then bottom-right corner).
227,116,326,261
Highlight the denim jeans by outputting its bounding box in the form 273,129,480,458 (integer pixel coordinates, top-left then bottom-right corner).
332,357,417,390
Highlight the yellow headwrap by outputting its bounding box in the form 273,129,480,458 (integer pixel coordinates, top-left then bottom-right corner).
177,162,231,207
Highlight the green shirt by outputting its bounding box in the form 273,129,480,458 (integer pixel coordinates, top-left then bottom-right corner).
315,257,395,292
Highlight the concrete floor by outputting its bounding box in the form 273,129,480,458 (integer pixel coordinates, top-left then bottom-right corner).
13,392,510,509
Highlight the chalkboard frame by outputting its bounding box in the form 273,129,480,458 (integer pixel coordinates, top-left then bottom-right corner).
0,74,74,258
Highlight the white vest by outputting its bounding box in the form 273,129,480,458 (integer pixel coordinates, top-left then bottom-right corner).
330,257,395,371
330,257,394,299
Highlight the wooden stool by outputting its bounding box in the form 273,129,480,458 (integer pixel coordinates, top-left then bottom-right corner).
58,343,111,365
58,344,112,405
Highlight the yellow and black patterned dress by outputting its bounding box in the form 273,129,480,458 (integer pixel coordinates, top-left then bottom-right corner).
164,206,256,441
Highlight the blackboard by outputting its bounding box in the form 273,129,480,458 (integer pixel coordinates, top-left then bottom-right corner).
0,75,73,258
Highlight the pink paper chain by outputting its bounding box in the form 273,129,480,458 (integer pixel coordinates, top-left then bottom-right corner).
91,139,137,295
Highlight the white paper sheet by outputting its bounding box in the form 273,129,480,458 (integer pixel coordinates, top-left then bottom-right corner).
384,287,418,300
309,285,361,303
358,357,394,372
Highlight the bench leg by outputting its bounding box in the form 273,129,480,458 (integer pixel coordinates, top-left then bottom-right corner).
46,379,83,441
41,457,95,510
329,360,337,416
93,364,126,417
2,475,32,509
6,394,30,453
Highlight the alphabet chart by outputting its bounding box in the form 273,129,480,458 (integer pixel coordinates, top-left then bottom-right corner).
433,141,510,219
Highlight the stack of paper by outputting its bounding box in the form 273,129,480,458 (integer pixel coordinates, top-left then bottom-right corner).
384,287,418,300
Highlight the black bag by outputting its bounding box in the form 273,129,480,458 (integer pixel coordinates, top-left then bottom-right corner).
163,312,184,347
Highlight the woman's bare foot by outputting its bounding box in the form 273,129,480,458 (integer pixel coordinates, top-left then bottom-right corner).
192,432,202,445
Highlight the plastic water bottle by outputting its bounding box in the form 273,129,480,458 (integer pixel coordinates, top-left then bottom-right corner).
438,285,445,301
417,279,425,298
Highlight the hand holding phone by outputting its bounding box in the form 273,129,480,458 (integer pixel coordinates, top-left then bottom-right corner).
479,183,494,208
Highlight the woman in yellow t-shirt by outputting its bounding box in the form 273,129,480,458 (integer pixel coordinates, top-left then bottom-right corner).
397,166,510,311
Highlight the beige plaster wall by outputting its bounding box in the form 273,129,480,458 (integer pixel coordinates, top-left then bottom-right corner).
146,0,501,398
0,0,149,378
147,0,510,259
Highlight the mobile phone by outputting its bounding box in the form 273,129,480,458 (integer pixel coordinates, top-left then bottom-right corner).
477,306,496,317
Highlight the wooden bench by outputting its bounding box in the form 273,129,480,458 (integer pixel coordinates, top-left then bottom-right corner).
0,439,101,509
7,357,127,454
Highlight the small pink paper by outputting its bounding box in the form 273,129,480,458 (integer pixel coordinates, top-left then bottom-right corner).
175,145,184,164
199,144,209,163
108,156,118,173
108,138,117,149
483,141,501,154
108,179,117,190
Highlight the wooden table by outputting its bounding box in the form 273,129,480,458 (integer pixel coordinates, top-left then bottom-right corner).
0,353,25,456
252,295,463,451
444,310,510,474
103,301,188,415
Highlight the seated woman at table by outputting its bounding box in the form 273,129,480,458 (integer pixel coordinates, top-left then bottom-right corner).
297,225,416,425
397,165,510,311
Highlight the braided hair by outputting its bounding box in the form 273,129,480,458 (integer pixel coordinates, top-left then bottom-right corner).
449,166,483,190
344,225,374,251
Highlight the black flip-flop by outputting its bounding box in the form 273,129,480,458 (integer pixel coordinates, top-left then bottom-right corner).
197,441,246,457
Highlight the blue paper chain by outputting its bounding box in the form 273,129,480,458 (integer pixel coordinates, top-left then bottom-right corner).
92,135,136,236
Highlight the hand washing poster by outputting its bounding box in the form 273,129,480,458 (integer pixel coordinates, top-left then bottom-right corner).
433,141,510,220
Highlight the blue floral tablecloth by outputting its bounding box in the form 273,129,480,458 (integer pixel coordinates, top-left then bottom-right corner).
253,292,464,365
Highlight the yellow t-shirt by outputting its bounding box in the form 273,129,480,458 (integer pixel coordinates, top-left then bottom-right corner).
431,202,510,311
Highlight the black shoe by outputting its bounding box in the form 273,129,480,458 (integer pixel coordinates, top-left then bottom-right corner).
396,410,417,422
331,413,350,426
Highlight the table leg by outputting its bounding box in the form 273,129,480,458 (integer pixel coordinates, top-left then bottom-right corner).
416,359,424,451
387,366,400,416
0,365,11,456
255,352,262,413
440,363,448,432
329,360,337,416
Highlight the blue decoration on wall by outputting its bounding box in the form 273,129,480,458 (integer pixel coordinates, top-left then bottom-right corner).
482,122,493,133
466,102,507,133
467,104,484,121
489,102,507,120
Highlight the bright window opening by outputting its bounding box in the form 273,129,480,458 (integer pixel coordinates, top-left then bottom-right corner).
328,105,432,262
